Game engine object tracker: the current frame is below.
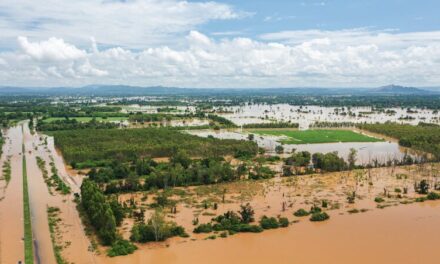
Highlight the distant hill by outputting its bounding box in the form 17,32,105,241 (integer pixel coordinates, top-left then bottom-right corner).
0,84,438,96
371,85,433,95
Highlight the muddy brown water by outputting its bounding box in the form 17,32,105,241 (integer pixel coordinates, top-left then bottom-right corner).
0,125,25,263
3,123,440,264
1,123,95,264
97,201,440,264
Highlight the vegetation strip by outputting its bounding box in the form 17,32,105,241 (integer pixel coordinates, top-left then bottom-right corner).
36,156,53,195
23,144,34,264
1,157,11,185
47,206,68,264
48,156,71,194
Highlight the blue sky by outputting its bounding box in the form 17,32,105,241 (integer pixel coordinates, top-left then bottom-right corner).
201,0,440,37
0,0,440,87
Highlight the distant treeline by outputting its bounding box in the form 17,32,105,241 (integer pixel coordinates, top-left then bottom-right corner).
358,122,440,160
243,122,299,129
37,119,119,131
311,121,358,128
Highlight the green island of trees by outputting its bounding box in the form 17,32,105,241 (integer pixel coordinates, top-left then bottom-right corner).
50,128,258,166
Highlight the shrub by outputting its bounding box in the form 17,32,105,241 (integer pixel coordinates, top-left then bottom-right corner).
259,216,280,229
415,197,427,202
415,180,429,194
237,224,263,233
107,239,137,257
193,223,213,233
426,192,440,200
310,212,330,222
293,208,310,217
309,205,322,214
278,217,289,227
238,203,255,224
374,197,385,203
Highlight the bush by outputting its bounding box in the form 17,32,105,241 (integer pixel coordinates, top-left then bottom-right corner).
293,208,310,217
259,216,280,229
193,223,213,233
310,212,330,222
374,197,385,203
237,224,263,233
107,239,137,257
415,197,427,202
309,205,322,214
426,192,440,200
415,180,430,194
278,217,289,227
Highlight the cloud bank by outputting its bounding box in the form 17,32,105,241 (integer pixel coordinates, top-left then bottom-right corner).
0,1,439,87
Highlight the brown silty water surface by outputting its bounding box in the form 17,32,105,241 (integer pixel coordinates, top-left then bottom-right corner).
6,122,436,264
0,125,25,264
93,161,440,264
1,123,96,264
97,201,440,264
35,128,96,264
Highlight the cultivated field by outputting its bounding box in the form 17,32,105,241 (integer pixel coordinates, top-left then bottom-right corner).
251,129,382,144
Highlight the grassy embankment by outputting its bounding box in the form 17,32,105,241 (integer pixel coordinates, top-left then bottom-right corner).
251,129,382,144
22,144,34,264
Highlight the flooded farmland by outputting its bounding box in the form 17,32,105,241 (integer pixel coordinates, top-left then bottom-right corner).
95,162,440,264
217,104,440,126
187,129,417,165
97,201,440,264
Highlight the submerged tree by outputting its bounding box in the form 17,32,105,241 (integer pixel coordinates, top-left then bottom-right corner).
238,203,255,224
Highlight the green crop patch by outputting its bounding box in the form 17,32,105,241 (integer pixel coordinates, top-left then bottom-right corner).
251,129,381,144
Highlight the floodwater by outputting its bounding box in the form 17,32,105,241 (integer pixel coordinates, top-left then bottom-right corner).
97,201,440,264
0,125,24,263
96,161,440,264
0,123,96,264
218,104,440,126
130,118,209,128
187,129,414,164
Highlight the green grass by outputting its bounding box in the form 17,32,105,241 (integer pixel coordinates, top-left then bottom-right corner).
251,129,382,144
22,145,34,264
42,117,127,123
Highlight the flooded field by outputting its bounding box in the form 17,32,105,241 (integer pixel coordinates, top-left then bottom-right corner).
0,123,95,264
187,129,416,164
0,120,436,264
97,201,440,264
130,118,209,128
217,104,440,126
96,162,440,264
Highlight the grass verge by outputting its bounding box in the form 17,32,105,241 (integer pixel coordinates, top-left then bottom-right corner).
23,144,34,264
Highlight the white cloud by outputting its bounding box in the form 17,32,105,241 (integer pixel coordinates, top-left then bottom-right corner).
1,29,440,87
0,0,245,49
18,36,86,61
